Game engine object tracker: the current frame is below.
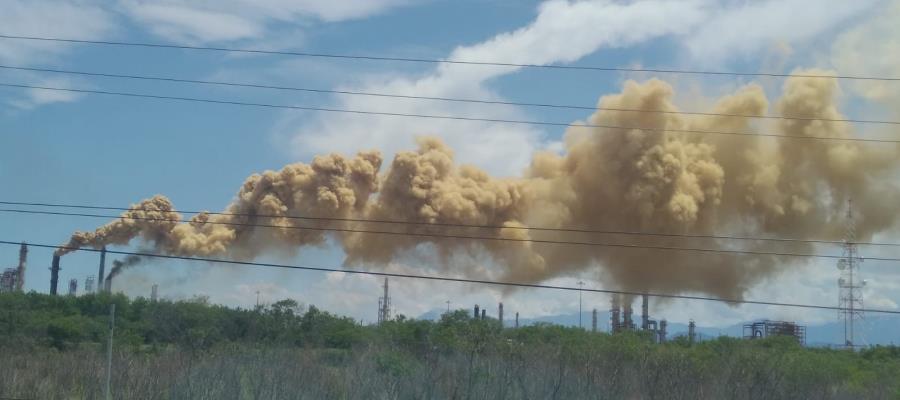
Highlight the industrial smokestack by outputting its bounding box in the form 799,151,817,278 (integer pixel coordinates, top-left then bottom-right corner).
688,320,696,344
85,276,95,294
623,299,633,331
515,312,519,328
474,304,480,319
98,246,106,293
481,309,486,320
68,278,78,296
610,294,621,333
592,308,598,332
659,319,668,343
498,302,504,327
16,242,26,291
104,275,112,293
49,255,60,296
151,284,158,301
641,293,649,331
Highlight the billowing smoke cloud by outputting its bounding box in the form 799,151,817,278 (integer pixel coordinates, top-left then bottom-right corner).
56,150,382,258
109,255,142,282
57,72,900,299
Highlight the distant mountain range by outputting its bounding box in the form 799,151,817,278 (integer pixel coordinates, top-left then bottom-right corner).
417,309,899,347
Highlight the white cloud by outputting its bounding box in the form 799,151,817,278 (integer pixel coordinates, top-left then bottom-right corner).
6,76,84,110
682,0,878,66
289,0,709,176
249,0,415,22
0,1,113,110
119,0,413,44
125,3,264,43
0,0,116,65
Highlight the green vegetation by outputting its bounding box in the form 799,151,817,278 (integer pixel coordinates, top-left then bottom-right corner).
1,292,899,399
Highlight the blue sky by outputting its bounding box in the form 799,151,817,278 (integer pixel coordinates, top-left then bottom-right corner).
2,0,900,337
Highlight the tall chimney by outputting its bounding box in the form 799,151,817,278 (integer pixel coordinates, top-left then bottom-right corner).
68,278,78,296
658,319,668,343
481,309,486,320
474,304,480,319
16,243,26,291
623,299,633,330
498,302,504,327
592,308,598,332
98,246,107,293
610,294,621,333
515,312,519,328
85,276,95,294
49,255,60,295
104,275,112,293
641,293,649,331
151,284,159,301
688,320,696,344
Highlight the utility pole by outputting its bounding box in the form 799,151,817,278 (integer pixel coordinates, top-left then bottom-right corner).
255,291,260,308
105,303,115,400
577,280,584,329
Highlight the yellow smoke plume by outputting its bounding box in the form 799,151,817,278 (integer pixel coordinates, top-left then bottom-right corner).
57,71,900,298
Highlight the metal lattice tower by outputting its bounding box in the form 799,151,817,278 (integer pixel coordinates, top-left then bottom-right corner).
377,277,391,324
837,200,865,349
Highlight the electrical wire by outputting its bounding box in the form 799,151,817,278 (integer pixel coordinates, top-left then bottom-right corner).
2,82,898,144
2,200,898,248
6,208,900,262
2,239,899,315
2,64,897,126
0,34,898,81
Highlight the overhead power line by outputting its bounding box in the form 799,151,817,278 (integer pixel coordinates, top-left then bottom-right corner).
2,239,899,315
0,34,898,81
6,208,900,262
2,64,897,126
2,200,898,248
1,82,897,144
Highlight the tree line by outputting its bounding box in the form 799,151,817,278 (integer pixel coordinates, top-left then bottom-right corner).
1,291,899,399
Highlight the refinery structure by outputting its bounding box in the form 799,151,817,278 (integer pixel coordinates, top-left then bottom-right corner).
1,242,159,300
0,243,27,294
0,201,867,348
0,239,848,347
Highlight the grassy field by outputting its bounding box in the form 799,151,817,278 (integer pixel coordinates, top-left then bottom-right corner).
1,292,898,399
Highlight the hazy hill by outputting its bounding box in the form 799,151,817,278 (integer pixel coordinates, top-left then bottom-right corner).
419,309,900,346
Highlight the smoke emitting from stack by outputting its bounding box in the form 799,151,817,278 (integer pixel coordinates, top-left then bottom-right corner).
52,72,900,299
97,246,106,293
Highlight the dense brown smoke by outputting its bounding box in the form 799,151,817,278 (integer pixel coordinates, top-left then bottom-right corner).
56,151,382,258
57,71,900,299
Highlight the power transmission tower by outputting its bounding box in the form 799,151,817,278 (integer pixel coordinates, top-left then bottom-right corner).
378,277,391,324
838,200,865,349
